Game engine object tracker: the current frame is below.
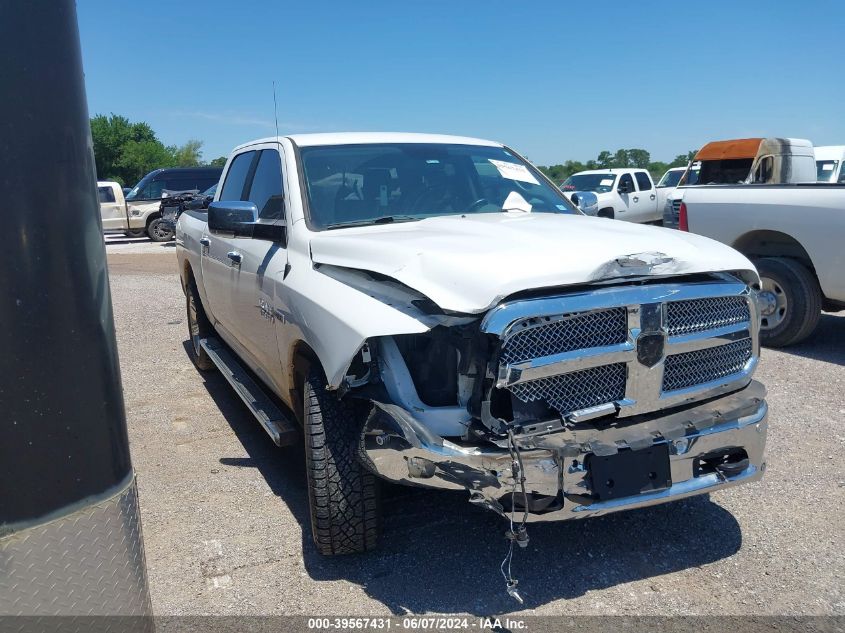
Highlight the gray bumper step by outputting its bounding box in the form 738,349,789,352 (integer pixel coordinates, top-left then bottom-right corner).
200,337,298,447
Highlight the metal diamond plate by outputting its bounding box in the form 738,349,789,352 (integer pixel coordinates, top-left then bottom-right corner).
501,307,627,365
509,363,627,415
0,477,153,626
663,338,753,392
666,296,750,336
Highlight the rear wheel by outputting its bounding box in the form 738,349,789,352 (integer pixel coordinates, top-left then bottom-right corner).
147,216,174,242
185,279,215,371
755,257,821,347
304,369,380,555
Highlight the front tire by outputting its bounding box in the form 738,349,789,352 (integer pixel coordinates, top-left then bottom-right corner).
755,257,821,347
147,216,174,242
304,369,380,555
185,279,215,371
598,207,615,219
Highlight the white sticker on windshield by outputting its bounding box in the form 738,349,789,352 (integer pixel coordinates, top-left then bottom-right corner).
489,159,539,185
822,163,834,170
502,191,532,213
600,178,614,186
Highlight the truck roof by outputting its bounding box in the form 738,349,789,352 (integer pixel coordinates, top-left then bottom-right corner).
814,145,845,159
569,168,646,176
235,132,503,151
695,137,813,161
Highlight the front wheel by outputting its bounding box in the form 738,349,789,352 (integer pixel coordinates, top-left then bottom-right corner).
304,369,380,555
147,217,174,242
755,257,821,347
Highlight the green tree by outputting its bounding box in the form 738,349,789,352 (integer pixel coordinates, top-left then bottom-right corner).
90,114,210,186
171,139,204,167
627,148,651,169
208,156,228,167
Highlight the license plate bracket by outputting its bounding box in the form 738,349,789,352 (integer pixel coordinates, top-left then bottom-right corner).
587,444,672,500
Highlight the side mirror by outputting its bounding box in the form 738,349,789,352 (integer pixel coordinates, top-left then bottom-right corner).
570,191,598,215
208,201,258,237
617,182,630,194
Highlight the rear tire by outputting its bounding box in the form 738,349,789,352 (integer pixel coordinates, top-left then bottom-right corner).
304,369,380,555
147,216,174,242
185,279,215,371
755,257,821,347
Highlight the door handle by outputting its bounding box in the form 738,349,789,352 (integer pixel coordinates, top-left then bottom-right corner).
227,251,242,266
633,196,639,202
199,237,210,247
650,194,656,200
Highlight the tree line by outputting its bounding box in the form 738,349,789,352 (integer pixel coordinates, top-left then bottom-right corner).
90,114,226,186
539,148,697,183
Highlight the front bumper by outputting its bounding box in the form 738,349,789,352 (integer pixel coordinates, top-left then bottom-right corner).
362,381,767,521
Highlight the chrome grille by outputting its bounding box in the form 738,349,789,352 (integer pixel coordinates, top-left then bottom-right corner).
663,338,753,392
666,297,750,336
501,308,627,365
509,363,627,414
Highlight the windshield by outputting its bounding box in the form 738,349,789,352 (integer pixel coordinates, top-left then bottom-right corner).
678,164,702,186
657,169,684,188
561,173,616,193
299,143,576,230
817,160,839,182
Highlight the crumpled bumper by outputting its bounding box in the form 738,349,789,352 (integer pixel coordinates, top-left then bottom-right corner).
361,381,768,521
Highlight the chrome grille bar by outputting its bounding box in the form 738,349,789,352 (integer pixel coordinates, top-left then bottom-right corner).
483,280,759,419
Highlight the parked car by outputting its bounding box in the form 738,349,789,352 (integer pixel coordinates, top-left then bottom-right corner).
160,184,216,231
814,145,845,183
678,183,845,346
124,167,222,241
560,168,662,223
664,138,816,228
176,132,768,558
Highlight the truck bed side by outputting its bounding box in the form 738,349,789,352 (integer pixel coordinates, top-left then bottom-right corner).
683,184,845,302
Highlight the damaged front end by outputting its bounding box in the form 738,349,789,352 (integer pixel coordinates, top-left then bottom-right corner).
345,274,768,521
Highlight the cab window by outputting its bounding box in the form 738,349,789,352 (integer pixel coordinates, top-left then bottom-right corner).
618,173,634,193
219,151,256,201
634,171,653,191
246,149,285,220
97,186,115,203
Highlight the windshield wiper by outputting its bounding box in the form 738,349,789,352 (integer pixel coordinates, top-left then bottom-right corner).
324,215,419,230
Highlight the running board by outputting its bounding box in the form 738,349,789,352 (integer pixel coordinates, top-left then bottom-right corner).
200,337,298,447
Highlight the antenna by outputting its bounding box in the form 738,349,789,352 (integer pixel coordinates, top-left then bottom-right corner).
272,81,280,138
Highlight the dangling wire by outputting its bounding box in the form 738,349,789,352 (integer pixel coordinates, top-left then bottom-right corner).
500,429,529,603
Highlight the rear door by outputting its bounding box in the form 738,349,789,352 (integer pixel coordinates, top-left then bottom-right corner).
629,171,658,222
201,150,257,344
98,184,128,230
227,145,289,392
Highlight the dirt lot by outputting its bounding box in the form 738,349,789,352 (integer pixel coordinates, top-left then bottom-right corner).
106,240,845,617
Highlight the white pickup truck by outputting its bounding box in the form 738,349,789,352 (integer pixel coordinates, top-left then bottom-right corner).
561,168,662,223
176,132,768,560
679,184,845,346
98,179,183,241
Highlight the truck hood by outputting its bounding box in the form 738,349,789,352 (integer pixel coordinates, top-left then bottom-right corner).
308,212,755,314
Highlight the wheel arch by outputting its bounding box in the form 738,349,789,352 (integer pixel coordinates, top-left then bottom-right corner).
732,230,816,273
290,340,323,424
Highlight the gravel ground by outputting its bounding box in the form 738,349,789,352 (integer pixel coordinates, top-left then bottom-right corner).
106,244,845,617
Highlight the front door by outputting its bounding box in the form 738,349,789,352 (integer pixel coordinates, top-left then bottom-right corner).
98,185,128,230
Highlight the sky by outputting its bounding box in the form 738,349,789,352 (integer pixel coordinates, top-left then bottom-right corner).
77,1,845,166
